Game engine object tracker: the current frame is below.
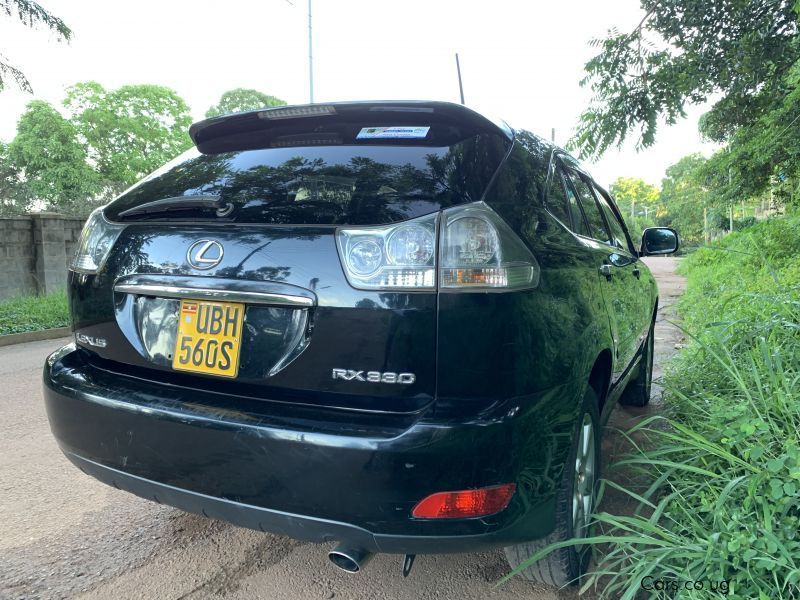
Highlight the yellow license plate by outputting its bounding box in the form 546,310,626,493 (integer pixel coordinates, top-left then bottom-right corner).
172,299,244,378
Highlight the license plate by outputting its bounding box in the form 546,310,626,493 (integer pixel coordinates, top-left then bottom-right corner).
172,299,244,378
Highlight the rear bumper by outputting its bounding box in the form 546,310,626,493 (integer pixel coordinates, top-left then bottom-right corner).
43,344,581,554
63,451,514,553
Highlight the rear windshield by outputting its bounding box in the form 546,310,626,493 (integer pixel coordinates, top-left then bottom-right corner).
105,135,510,225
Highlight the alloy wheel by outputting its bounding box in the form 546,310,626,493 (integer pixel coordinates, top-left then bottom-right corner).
572,413,596,544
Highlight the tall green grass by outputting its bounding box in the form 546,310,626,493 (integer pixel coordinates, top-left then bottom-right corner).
505,217,800,598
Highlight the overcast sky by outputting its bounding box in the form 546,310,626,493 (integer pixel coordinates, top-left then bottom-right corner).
0,0,717,188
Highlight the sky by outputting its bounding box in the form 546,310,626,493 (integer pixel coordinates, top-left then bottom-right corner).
0,0,718,188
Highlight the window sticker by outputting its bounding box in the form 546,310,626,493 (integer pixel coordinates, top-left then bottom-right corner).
357,126,430,140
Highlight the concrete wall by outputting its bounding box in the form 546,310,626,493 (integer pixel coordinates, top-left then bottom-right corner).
0,214,87,299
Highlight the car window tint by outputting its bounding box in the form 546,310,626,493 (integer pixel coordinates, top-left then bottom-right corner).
486,132,550,241
106,132,510,226
566,170,610,242
545,164,572,229
594,186,632,252
559,168,590,236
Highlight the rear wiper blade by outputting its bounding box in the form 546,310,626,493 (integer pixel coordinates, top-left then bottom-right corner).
118,195,226,218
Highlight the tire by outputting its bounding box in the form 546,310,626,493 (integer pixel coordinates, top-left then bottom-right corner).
619,317,655,407
503,387,600,586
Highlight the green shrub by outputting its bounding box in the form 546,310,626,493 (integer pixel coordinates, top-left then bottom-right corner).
504,216,800,598
0,291,70,335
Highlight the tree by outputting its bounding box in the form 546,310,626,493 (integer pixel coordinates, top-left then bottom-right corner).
609,177,659,217
609,176,660,240
573,1,799,160
64,82,193,188
205,88,287,118
1,0,72,92
658,154,709,243
7,100,99,210
705,60,800,209
0,140,32,213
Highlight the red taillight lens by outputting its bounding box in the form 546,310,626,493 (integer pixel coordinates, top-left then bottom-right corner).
411,484,516,519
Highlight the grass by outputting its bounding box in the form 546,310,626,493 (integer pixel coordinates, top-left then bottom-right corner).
0,291,70,335
505,215,800,598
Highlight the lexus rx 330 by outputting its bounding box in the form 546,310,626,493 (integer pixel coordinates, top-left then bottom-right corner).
43,101,678,585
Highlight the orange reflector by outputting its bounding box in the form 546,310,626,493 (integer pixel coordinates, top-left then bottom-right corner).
411,484,516,519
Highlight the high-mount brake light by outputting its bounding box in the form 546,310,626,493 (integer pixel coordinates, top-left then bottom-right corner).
412,484,516,519
258,105,336,120
439,202,539,291
70,207,125,274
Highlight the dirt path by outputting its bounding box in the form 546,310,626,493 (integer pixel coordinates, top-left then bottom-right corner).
0,258,685,600
638,256,687,403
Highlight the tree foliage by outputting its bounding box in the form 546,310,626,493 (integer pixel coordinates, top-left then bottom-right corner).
658,153,709,242
205,88,286,118
0,140,32,212
7,100,99,210
1,0,72,92
609,176,659,213
573,0,799,160
64,82,193,188
705,60,800,208
609,176,661,240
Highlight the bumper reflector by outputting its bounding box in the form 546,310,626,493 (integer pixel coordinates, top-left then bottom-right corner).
411,483,516,519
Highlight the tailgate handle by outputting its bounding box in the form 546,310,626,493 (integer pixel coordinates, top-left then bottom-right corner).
114,281,315,308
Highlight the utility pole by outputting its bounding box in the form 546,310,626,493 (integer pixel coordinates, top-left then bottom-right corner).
308,0,314,103
551,128,555,143
704,207,709,243
455,53,465,105
728,166,733,233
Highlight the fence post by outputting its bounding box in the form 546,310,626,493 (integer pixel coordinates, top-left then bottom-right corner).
31,212,67,295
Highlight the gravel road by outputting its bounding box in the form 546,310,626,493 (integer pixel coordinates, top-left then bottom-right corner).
0,257,684,600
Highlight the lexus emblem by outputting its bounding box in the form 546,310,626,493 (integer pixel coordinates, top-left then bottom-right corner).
187,240,224,270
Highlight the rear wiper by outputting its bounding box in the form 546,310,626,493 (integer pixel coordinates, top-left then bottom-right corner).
118,195,229,218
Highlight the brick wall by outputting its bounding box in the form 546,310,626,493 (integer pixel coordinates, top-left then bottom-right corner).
0,213,88,300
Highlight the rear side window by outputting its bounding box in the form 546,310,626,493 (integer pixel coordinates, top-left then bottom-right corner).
106,133,510,226
560,168,590,237
594,185,632,252
485,130,550,241
565,170,610,242
545,164,572,229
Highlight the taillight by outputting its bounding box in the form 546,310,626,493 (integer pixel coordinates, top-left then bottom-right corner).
70,207,125,274
336,213,437,290
412,483,516,519
439,202,539,291
336,202,538,291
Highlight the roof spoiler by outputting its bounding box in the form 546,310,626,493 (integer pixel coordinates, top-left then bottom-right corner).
188,101,513,154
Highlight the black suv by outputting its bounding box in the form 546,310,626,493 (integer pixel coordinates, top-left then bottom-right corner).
43,101,677,585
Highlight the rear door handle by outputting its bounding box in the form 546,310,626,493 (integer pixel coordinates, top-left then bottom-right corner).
632,268,641,279
599,264,613,280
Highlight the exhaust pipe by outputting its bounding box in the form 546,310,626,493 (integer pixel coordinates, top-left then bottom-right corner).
328,544,374,573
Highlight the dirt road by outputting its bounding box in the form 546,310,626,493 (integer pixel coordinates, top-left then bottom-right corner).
0,257,684,600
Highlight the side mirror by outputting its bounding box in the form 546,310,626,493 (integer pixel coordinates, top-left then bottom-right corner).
641,227,679,255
